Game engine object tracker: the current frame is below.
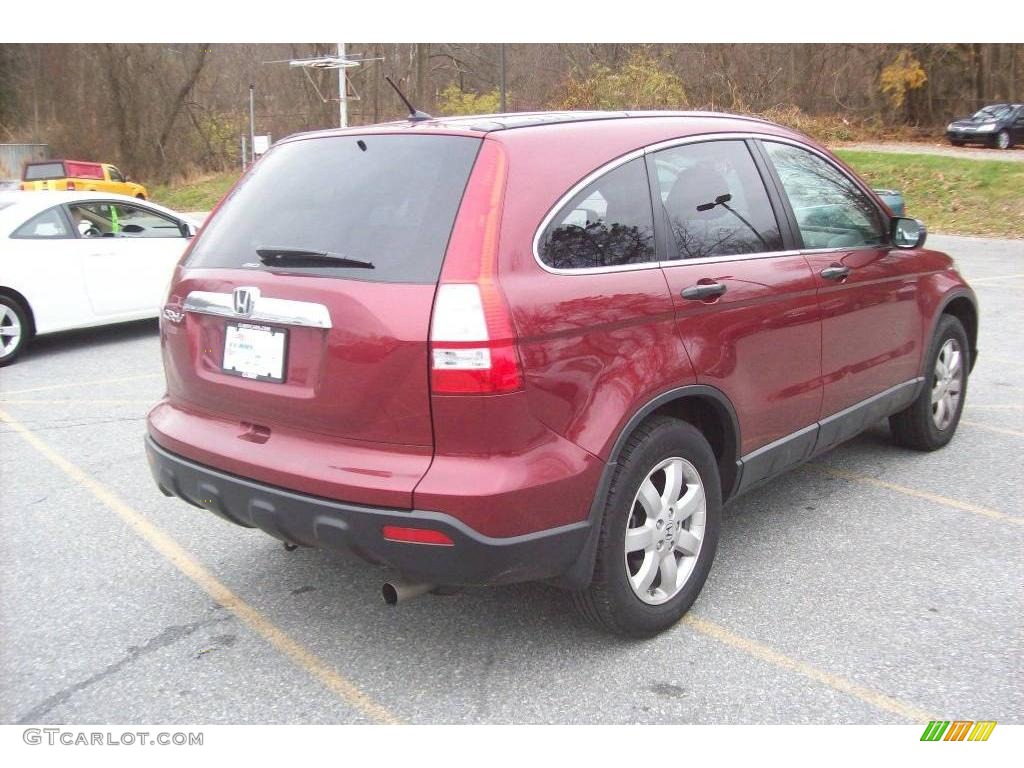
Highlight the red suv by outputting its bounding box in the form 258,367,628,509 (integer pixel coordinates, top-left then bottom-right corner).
146,112,978,636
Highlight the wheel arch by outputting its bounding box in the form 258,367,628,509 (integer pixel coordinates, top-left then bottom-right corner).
932,290,978,373
0,286,36,335
556,385,741,591
607,386,742,503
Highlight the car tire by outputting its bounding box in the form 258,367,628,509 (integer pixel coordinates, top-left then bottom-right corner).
135,193,146,200
994,130,1012,150
572,416,721,637
0,295,32,367
889,315,970,451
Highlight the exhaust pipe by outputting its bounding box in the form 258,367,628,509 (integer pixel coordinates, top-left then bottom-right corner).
382,579,435,605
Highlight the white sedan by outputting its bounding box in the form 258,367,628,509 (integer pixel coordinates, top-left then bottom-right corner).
0,191,200,365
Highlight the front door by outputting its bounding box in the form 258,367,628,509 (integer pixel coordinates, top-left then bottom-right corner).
758,140,923,425
1013,106,1024,144
69,200,189,316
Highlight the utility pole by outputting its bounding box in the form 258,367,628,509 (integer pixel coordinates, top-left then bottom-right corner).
338,42,348,128
500,44,507,113
248,84,256,164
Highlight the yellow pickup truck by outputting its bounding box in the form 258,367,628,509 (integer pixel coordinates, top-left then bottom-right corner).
21,159,148,199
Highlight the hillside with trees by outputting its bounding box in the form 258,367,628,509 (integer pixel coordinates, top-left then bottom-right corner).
0,43,1019,182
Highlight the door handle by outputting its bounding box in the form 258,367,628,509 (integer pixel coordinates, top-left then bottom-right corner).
820,266,851,281
680,282,727,300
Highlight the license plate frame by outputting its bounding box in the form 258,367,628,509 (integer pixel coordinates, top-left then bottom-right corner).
221,322,288,383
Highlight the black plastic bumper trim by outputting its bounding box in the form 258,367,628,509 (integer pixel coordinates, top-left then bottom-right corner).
145,435,591,587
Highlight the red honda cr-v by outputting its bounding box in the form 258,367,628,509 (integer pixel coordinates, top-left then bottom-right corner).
146,111,978,636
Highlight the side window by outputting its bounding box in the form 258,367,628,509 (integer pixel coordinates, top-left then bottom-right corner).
68,202,184,239
650,140,783,260
539,158,655,269
116,204,185,238
108,167,125,183
68,202,115,238
763,142,886,250
12,207,71,238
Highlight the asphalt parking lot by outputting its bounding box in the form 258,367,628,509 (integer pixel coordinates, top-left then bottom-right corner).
1,233,1021,725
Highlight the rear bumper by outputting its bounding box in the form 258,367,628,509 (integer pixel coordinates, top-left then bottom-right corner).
145,435,591,586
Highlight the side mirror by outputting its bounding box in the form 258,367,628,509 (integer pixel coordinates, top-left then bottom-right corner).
180,221,196,238
891,217,927,249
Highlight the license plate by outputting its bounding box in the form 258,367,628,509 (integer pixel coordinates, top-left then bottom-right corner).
222,323,288,382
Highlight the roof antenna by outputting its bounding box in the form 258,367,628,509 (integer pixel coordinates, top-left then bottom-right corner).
385,76,433,122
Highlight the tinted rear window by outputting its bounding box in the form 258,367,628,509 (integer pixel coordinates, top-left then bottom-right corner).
186,134,482,283
23,162,66,181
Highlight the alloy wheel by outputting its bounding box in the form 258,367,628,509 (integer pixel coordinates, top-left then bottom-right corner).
931,338,963,430
0,304,22,359
623,456,707,605
997,131,1010,149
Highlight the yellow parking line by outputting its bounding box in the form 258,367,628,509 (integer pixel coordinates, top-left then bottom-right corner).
971,379,1024,393
982,356,1023,367
0,399,154,405
815,465,1023,526
0,407,401,725
683,616,936,722
967,272,1024,284
0,373,162,396
961,420,1024,438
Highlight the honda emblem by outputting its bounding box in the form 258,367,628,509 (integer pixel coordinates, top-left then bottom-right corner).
233,286,259,317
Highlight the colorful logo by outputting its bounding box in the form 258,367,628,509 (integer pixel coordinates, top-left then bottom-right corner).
920,720,997,742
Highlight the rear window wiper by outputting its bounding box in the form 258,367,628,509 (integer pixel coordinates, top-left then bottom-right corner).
256,247,374,269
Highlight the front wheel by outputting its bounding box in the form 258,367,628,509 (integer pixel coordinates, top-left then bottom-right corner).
0,296,32,366
994,130,1012,150
889,315,969,451
573,416,721,637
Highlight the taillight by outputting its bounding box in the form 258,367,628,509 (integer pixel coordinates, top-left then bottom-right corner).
430,140,522,396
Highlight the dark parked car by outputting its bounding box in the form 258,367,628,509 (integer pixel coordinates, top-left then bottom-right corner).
946,103,1024,149
146,111,978,637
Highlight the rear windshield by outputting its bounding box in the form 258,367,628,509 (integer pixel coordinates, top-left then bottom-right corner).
23,162,66,181
186,134,482,283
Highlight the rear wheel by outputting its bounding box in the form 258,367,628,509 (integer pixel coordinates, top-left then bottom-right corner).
889,315,969,451
573,416,721,637
0,296,32,366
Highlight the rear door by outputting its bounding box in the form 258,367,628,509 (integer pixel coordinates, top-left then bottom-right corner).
164,133,481,449
758,140,922,429
650,138,823,481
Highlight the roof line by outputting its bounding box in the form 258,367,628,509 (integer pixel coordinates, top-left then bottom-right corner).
279,110,786,144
